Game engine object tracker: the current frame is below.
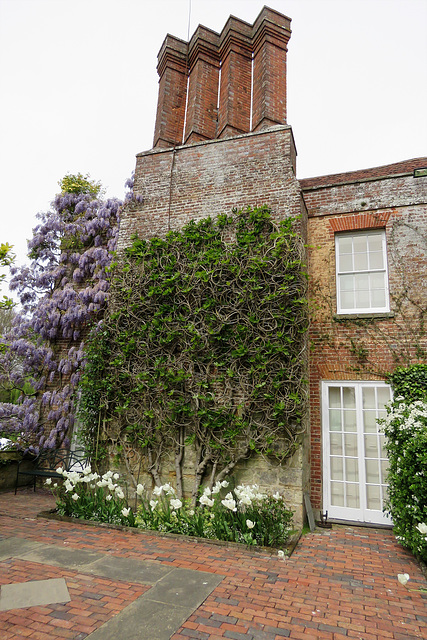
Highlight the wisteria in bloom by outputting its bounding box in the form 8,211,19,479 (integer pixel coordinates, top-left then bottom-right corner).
0,174,135,452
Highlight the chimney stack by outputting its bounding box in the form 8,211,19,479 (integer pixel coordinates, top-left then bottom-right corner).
152,6,291,149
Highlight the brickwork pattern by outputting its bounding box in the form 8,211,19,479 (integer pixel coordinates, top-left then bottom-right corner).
305,165,427,510
0,490,426,640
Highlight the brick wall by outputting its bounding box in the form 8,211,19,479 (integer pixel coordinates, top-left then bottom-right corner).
303,159,427,510
119,125,301,248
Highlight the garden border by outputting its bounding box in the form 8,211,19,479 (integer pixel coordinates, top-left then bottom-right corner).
38,508,302,557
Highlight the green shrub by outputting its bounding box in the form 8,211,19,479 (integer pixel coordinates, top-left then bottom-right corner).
387,364,427,402
379,399,427,562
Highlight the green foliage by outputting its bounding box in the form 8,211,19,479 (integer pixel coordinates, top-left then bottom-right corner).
387,364,427,402
79,207,308,492
0,243,15,310
59,172,103,198
379,398,427,563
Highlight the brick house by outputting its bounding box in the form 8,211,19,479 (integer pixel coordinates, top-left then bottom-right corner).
118,7,427,526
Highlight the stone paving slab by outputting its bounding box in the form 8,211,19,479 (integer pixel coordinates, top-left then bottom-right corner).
86,569,222,640
0,577,71,611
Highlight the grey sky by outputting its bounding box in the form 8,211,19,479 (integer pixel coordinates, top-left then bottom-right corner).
1,0,426,294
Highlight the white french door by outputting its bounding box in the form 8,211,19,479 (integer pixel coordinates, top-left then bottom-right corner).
322,381,392,525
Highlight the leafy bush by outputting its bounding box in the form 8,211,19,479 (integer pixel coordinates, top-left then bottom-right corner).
387,364,427,402
379,399,427,562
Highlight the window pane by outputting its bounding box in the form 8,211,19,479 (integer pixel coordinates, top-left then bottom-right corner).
354,251,368,271
346,483,359,508
353,235,368,254
331,482,344,506
340,274,354,291
343,410,357,431
329,387,342,408
331,457,343,480
369,251,384,269
330,433,343,455
381,460,389,483
363,411,377,433
345,458,359,482
344,433,358,456
365,434,379,458
354,273,369,291
368,233,383,252
363,387,375,409
338,236,353,254
343,387,356,408
366,459,380,483
371,272,385,289
366,485,381,510
329,409,342,430
355,289,370,308
339,254,353,272
340,291,354,309
371,288,386,308
377,387,391,407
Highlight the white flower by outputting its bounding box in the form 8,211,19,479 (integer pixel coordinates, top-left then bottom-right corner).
56,467,63,475
162,483,175,495
272,492,281,500
64,480,74,492
397,573,410,585
45,478,52,485
221,480,229,488
106,494,112,501
200,494,214,507
246,519,255,529
277,550,286,559
221,497,237,512
113,473,120,480
103,471,113,479
121,507,130,517
115,488,125,500
53,483,58,488
152,485,163,496
149,499,158,509
212,482,221,494
71,493,79,501
203,487,212,496
97,479,108,488
188,509,195,516
416,523,427,535
136,483,145,496
170,498,183,510
82,465,92,475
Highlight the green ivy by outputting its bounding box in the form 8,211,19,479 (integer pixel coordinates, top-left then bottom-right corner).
387,364,427,402
79,206,308,495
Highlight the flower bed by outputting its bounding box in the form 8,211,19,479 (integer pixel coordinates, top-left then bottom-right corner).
46,466,295,553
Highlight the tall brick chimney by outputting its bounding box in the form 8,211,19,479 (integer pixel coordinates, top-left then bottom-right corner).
152,6,292,148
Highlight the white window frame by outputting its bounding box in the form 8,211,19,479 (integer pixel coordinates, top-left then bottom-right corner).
322,380,392,525
335,229,390,315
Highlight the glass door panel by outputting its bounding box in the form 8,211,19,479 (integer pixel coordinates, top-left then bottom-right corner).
323,382,392,525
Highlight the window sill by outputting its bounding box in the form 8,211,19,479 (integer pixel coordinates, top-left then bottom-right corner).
333,312,395,322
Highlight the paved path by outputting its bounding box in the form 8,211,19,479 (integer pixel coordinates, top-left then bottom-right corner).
0,488,426,640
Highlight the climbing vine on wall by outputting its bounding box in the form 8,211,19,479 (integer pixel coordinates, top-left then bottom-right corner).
79,206,308,500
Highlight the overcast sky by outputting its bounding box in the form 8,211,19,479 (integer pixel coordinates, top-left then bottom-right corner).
1,0,426,295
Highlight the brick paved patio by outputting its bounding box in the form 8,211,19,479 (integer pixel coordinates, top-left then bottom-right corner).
0,488,426,639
